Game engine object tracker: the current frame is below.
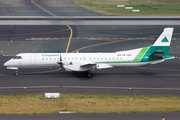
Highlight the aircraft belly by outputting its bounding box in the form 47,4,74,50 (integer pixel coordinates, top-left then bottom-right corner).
111,62,150,67
17,64,59,68
64,66,92,72
17,66,59,69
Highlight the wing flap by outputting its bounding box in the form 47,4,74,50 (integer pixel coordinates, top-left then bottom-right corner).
80,61,96,68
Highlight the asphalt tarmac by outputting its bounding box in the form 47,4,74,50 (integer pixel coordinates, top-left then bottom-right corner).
0,25,180,96
0,0,101,16
0,0,180,119
0,113,180,120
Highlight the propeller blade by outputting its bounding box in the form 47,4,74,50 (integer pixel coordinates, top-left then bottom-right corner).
59,54,62,68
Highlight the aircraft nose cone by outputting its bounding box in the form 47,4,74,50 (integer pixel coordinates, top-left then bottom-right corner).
4,61,9,66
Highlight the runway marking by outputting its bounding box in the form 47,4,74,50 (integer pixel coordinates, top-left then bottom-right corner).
105,74,180,77
13,10,80,13
63,86,180,91
0,73,71,76
66,24,73,53
23,68,61,74
0,28,70,37
0,86,59,89
31,0,57,17
134,67,180,72
1,73,180,77
24,37,180,41
3,54,16,56
71,39,133,53
70,36,180,53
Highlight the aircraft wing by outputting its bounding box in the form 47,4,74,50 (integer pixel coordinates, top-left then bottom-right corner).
80,61,96,68
80,61,113,70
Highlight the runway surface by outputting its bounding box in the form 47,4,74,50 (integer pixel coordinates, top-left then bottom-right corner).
0,0,101,16
0,112,180,120
0,0,180,119
0,25,180,96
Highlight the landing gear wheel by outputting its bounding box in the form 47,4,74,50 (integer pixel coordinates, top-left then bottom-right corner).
15,71,19,76
87,73,92,78
84,71,88,74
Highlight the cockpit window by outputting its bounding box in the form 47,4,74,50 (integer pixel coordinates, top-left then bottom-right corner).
13,56,22,59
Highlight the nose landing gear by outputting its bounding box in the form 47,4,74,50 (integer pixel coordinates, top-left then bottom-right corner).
15,70,19,76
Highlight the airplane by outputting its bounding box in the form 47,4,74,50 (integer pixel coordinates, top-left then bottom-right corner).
4,28,174,78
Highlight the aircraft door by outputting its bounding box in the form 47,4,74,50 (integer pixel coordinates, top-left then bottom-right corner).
30,55,36,65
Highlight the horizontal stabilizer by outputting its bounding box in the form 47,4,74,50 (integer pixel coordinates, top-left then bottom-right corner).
151,60,164,64
150,51,164,59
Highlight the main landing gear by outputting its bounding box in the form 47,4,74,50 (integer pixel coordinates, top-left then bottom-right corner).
84,71,93,78
15,70,19,76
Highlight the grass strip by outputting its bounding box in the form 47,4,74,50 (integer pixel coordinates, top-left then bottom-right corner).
74,0,180,16
0,94,180,114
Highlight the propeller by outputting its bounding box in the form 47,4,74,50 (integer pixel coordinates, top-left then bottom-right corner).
59,54,63,68
57,54,63,70
57,48,63,70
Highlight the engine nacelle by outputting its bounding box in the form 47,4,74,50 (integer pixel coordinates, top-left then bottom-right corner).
96,64,113,69
63,60,94,72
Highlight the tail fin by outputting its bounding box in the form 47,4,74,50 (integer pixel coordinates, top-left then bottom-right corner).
152,28,173,47
140,28,174,62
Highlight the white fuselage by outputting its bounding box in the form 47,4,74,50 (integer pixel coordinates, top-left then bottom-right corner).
4,48,152,72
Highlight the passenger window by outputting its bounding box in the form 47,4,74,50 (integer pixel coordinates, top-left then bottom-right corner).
54,58,56,60
46,58,48,60
42,58,44,60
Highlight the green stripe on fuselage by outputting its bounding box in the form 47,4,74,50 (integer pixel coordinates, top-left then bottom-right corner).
95,46,173,64
133,47,149,61
140,46,172,62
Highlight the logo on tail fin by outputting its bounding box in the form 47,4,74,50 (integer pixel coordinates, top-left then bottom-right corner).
161,36,169,42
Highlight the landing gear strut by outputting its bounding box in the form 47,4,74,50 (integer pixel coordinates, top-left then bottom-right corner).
84,71,93,78
15,70,19,76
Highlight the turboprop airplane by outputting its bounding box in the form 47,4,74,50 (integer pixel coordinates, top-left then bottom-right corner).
4,28,174,77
